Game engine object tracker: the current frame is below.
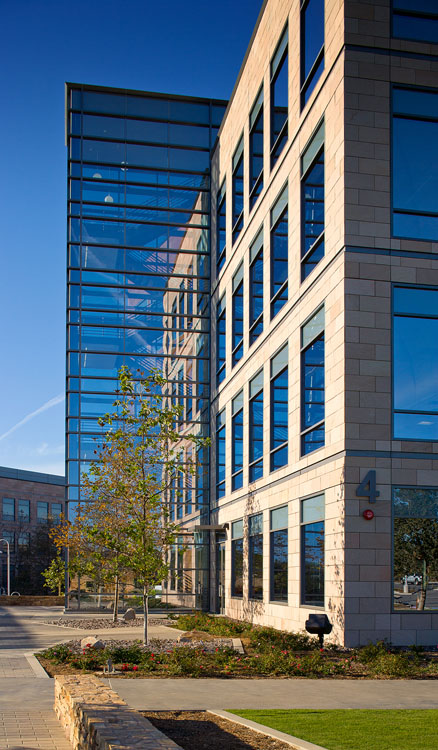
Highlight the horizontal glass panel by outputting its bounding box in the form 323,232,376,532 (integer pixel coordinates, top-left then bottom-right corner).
232,391,244,414
302,307,325,348
394,317,438,411
82,114,125,139
271,185,288,228
393,119,438,214
394,412,438,440
393,212,438,241
302,122,324,175
393,486,438,518
271,345,288,378
82,139,126,164
250,371,264,397
232,519,244,539
271,505,288,531
249,513,263,536
302,494,325,524
393,286,438,316
81,327,124,352
393,14,438,43
393,88,438,119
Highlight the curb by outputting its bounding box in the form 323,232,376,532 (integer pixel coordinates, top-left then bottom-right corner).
207,709,329,750
24,652,51,679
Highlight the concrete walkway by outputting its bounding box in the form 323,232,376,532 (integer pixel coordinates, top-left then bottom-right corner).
107,676,438,711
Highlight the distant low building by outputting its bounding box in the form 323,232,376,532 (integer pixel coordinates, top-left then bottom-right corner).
0,466,65,592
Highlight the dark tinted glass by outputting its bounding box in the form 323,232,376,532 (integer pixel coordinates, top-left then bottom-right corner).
271,209,288,318
271,529,288,601
302,520,324,605
249,533,263,599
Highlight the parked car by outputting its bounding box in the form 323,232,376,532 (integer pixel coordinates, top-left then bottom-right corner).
406,575,422,585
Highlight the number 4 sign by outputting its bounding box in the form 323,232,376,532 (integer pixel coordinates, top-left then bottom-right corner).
355,470,380,504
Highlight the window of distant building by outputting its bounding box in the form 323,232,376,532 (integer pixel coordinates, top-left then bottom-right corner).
18,500,30,522
249,228,264,345
1,530,14,550
231,520,244,597
392,86,438,241
393,285,438,440
301,122,324,280
392,1,438,44
270,506,288,602
18,532,30,549
216,295,226,386
216,410,226,500
232,264,244,367
301,494,325,606
249,513,263,600
250,87,264,209
270,345,288,471
270,27,288,168
232,391,244,491
301,0,325,108
51,503,63,523
2,498,15,521
216,180,226,274
270,185,288,320
249,370,264,482
37,501,49,523
232,137,244,244
301,306,325,455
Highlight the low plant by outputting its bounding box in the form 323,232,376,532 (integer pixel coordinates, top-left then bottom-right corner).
40,643,72,664
108,642,143,663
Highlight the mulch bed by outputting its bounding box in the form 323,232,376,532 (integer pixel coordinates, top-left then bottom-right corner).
143,711,292,750
41,617,171,629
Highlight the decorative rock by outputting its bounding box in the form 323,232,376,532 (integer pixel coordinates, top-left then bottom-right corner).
80,635,105,650
123,607,136,622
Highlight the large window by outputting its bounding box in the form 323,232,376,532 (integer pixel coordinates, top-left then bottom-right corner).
231,519,244,597
301,0,324,108
270,506,288,602
216,295,226,386
270,27,288,168
301,494,325,606
232,391,244,491
37,501,49,522
216,181,226,274
232,264,244,367
392,87,438,241
393,285,438,440
2,498,14,521
249,228,264,345
250,87,264,209
216,410,226,499
301,307,325,455
270,345,288,471
392,1,438,44
18,499,30,522
249,370,264,482
301,122,324,280
393,487,438,611
51,503,63,523
270,186,288,319
249,513,263,600
232,137,244,244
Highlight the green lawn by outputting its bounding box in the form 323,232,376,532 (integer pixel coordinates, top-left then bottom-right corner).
229,709,438,750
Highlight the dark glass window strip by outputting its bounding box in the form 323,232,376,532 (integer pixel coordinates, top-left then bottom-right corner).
216,184,226,274
300,0,325,108
301,495,325,606
216,411,226,499
249,514,263,600
392,86,438,241
270,348,288,472
250,245,264,345
301,148,324,281
232,147,244,244
249,372,264,482
393,1,438,44
231,520,244,597
250,89,264,210
216,297,226,386
270,28,288,169
232,392,244,491
271,207,288,319
270,506,288,602
301,309,325,456
232,272,244,367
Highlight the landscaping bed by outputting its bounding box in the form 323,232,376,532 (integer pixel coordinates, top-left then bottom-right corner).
41,616,170,629
143,711,291,750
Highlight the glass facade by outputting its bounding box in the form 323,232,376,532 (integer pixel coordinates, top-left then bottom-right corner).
249,228,264,345
216,295,226,386
270,505,288,602
271,27,288,168
231,519,244,597
301,122,324,280
249,513,263,600
67,84,226,609
301,494,324,606
393,286,438,440
249,88,264,209
232,264,244,366
270,186,288,319
301,0,324,107
249,370,264,482
231,391,244,491
392,1,438,44
270,345,288,471
301,307,325,455
232,137,244,244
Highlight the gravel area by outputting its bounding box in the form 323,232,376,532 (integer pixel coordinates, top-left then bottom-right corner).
51,637,234,653
143,711,292,750
42,617,171,629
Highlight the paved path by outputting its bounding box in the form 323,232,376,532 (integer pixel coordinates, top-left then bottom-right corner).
0,711,72,749
107,677,438,711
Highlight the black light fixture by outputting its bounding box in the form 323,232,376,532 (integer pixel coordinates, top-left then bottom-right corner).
305,614,332,648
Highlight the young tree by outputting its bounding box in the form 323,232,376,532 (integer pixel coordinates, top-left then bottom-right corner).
54,366,206,643
42,552,65,596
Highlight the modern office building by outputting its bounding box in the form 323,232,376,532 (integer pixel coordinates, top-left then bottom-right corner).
0,466,65,591
66,0,438,645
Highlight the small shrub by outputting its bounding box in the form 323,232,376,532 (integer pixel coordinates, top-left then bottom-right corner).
369,652,414,677
41,644,72,664
356,640,390,664
109,643,143,663
248,627,317,652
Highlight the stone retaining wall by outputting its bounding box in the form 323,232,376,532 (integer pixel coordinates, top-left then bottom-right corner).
0,595,64,606
54,675,181,749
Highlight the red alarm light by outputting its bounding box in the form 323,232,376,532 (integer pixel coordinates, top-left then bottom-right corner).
363,509,374,520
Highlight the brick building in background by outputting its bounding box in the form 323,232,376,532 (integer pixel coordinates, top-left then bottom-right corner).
66,0,438,645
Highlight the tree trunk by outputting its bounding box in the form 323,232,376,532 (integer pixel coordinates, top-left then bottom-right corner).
143,585,149,645
113,575,119,622
417,559,428,611
77,573,81,611
58,580,61,597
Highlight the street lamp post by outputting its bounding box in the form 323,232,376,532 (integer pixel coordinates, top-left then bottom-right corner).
0,540,10,596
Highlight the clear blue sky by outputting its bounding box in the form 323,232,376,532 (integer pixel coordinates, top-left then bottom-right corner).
0,0,262,476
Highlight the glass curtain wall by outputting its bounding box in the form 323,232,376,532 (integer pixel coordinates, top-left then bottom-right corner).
66,84,226,610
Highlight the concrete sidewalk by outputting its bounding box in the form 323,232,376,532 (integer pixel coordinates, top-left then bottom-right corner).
106,677,438,711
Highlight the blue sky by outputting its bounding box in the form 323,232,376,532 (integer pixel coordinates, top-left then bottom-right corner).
0,0,262,476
